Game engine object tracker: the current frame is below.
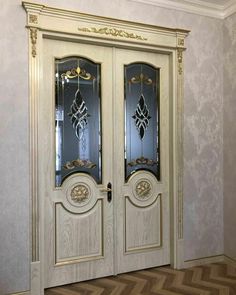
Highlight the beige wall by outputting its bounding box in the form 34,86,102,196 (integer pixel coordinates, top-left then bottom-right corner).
0,0,224,294
223,13,236,260
0,2,30,294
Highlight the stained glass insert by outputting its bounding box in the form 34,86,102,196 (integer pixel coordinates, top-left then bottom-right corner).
55,57,101,186
125,63,160,181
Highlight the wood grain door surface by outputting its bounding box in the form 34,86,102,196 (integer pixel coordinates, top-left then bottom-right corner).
41,39,170,288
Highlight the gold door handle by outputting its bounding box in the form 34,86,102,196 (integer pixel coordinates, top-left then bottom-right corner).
100,183,112,202
100,188,112,193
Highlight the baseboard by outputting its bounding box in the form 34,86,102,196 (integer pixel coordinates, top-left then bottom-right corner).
8,291,30,295
224,254,236,265
183,254,225,268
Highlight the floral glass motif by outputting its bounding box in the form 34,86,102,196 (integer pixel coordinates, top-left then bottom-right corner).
55,57,102,186
132,94,151,140
125,63,160,181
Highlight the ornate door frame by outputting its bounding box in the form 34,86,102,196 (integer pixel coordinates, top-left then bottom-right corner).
22,2,189,294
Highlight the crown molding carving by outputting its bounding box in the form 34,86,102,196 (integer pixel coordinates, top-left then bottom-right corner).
129,0,236,19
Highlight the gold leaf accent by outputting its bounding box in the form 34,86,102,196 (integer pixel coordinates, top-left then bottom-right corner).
30,28,37,58
135,180,151,199
130,73,153,85
128,156,157,167
29,14,38,24
78,26,147,41
61,67,94,81
63,159,96,170
178,38,184,47
177,48,183,75
71,185,89,203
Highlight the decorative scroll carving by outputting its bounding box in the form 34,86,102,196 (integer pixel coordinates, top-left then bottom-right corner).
135,180,151,199
29,14,38,24
71,185,89,203
128,156,157,167
68,89,90,140
30,28,37,58
132,94,151,140
129,73,153,85
177,49,183,75
63,159,96,170
61,67,94,81
78,26,147,41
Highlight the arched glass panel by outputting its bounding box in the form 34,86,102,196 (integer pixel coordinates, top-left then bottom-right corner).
55,57,101,186
125,63,160,181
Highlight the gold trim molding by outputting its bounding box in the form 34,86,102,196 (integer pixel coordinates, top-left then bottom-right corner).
78,26,147,41
30,27,37,58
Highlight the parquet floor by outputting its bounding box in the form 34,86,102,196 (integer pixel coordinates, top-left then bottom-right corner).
45,262,236,295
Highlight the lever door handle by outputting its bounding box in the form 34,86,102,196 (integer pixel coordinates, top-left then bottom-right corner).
100,182,112,202
100,188,112,193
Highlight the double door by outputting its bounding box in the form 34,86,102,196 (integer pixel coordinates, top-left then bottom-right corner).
41,38,170,288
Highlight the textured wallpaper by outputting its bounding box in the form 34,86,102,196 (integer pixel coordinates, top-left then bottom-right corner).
223,14,236,259
0,0,224,293
183,16,224,260
0,2,30,294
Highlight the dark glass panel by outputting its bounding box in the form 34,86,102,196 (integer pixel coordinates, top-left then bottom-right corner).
55,57,101,186
125,63,160,181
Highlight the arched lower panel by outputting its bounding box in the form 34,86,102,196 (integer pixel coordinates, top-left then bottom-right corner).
54,199,104,266
124,195,162,253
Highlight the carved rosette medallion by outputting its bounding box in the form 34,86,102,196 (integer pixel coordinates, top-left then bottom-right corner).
135,180,152,200
70,184,90,204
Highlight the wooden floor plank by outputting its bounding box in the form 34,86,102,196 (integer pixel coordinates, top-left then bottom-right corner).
45,262,236,295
